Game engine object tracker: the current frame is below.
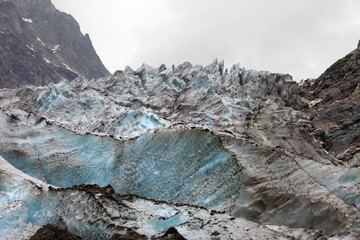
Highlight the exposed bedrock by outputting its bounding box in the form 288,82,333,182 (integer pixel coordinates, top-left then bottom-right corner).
294,42,360,166
30,224,82,240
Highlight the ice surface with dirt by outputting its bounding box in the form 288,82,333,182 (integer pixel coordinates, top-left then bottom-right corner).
1,60,360,239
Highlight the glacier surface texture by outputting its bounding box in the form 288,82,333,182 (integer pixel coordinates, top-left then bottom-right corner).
1,59,360,239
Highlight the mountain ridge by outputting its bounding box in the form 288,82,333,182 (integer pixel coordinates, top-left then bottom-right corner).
0,0,109,88
294,42,360,165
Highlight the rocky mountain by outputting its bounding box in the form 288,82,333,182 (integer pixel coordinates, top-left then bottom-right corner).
294,42,360,166
1,43,360,239
0,0,109,88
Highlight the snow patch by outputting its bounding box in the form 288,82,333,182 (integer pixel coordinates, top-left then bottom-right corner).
63,63,78,74
43,57,51,64
22,18,33,23
26,44,35,52
0,31,4,34
51,45,60,53
27,52,35,57
36,37,45,46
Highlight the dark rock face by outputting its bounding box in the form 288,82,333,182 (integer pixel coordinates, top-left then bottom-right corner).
294,42,360,166
0,0,109,88
30,224,82,240
110,232,147,240
152,227,187,240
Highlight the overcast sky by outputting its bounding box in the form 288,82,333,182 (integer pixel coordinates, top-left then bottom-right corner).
52,0,360,81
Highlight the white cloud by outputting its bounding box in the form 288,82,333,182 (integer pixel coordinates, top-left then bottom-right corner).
52,0,360,81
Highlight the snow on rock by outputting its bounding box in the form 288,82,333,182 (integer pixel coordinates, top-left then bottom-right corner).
36,37,45,46
51,44,60,53
62,63,78,74
26,44,35,52
42,57,50,64
22,18,32,23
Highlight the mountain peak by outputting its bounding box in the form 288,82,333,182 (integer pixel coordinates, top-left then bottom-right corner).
0,0,109,88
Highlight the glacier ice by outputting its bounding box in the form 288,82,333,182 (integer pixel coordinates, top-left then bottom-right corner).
1,156,354,239
1,60,360,238
0,114,244,211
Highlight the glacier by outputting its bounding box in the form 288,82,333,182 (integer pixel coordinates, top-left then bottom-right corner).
0,155,356,240
1,59,360,239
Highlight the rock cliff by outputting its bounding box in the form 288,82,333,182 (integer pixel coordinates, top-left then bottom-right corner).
294,42,360,166
0,0,109,88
